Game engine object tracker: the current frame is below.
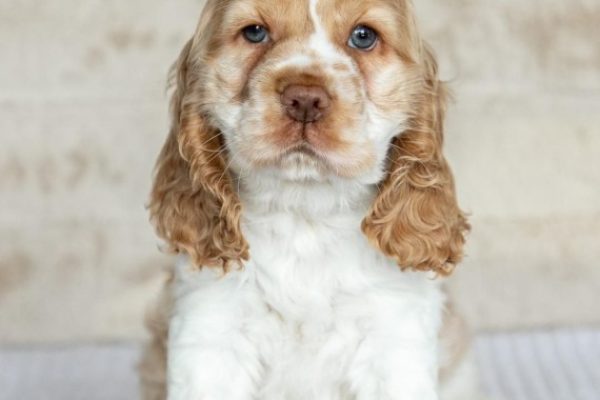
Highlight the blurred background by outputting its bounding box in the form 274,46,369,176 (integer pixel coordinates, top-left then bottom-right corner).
1,0,599,399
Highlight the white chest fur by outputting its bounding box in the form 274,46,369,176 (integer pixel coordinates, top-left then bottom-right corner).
168,179,444,400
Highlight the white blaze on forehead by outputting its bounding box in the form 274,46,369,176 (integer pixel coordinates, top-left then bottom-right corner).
308,0,323,32
270,0,359,77
308,0,354,68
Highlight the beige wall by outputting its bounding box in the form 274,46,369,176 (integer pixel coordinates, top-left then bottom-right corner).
1,0,599,344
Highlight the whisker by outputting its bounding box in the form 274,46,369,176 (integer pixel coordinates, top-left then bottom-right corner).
203,144,228,165
215,149,242,188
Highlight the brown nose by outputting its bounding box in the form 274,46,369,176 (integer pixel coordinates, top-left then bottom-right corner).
281,85,331,123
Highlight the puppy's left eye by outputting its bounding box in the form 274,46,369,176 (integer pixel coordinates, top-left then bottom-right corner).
242,25,270,44
348,25,378,51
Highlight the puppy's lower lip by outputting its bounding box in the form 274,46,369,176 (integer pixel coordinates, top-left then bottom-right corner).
288,143,319,157
283,143,332,165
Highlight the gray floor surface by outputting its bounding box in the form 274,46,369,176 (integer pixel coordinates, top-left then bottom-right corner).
1,329,599,400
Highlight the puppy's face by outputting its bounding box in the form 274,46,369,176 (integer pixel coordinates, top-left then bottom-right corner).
150,0,469,274
198,0,421,182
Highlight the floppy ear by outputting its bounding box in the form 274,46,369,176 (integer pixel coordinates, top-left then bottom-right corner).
362,47,469,276
149,37,249,269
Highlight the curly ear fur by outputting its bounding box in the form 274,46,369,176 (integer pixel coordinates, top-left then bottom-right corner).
149,37,249,269
362,47,470,276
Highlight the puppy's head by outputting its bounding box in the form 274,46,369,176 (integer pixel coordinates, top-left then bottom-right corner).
150,0,469,274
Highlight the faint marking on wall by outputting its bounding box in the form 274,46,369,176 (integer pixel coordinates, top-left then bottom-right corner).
37,157,58,194
511,3,600,73
66,148,90,188
0,251,33,298
107,29,157,51
123,258,170,285
0,156,26,188
0,145,130,193
83,46,106,70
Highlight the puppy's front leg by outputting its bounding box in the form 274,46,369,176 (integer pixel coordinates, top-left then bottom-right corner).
349,335,439,400
346,291,442,400
167,263,263,400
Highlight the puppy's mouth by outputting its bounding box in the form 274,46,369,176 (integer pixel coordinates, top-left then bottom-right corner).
280,119,334,154
287,141,319,157
269,117,319,153
273,123,359,176
276,140,335,171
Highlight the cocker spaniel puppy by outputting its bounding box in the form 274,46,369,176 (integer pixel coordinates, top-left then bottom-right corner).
140,0,480,399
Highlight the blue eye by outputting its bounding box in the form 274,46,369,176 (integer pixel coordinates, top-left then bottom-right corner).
348,25,378,50
242,25,269,43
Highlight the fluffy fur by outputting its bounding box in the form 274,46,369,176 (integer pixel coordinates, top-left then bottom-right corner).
141,0,478,399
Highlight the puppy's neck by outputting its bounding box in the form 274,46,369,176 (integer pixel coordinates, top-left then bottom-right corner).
236,172,376,220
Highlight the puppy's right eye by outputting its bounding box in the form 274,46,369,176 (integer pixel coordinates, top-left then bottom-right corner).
348,25,378,51
242,25,269,44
